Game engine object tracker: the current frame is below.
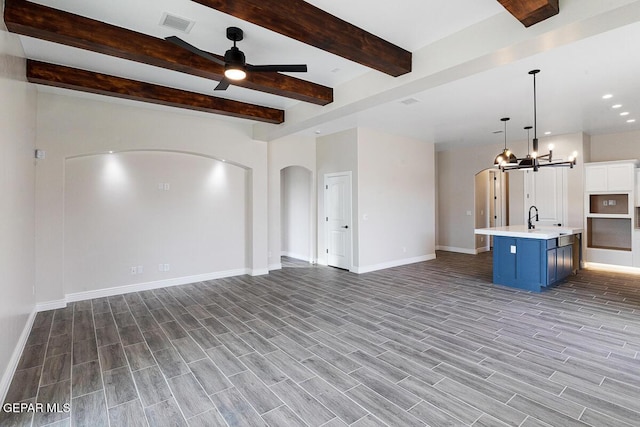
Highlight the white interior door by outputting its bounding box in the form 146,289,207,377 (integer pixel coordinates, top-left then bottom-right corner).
325,173,352,270
524,168,567,227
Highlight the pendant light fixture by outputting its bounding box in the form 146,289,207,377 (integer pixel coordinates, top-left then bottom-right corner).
518,125,535,168
494,117,518,167
498,69,578,172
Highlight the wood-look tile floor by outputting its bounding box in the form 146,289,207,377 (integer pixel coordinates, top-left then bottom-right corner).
2,251,640,426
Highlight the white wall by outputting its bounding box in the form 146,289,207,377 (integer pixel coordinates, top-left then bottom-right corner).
437,140,515,252
0,20,37,400
590,130,640,161
64,151,247,294
317,129,359,266
35,92,268,305
316,127,435,272
267,134,316,269
281,166,312,261
356,128,435,271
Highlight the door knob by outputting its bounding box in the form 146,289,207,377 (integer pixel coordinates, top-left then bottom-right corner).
341,225,349,229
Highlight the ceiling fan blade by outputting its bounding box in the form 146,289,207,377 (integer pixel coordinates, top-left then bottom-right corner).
214,77,231,91
165,36,225,66
247,64,308,73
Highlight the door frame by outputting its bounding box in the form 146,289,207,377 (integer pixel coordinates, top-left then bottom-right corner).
324,171,353,271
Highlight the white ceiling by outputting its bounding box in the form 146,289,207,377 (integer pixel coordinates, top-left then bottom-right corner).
15,0,640,150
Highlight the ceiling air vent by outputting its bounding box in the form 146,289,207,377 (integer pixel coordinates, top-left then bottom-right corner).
160,13,195,33
400,98,419,106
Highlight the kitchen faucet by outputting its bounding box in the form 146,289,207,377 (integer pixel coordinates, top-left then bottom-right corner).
528,205,539,230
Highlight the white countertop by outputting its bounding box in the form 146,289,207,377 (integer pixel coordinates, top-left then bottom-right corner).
474,225,583,240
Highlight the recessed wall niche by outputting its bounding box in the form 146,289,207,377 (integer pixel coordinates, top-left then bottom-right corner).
64,151,248,293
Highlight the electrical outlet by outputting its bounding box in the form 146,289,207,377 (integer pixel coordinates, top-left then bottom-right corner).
609,200,616,206
164,183,170,191
130,266,137,275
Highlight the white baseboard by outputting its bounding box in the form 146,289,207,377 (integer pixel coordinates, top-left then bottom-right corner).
250,268,269,276
36,268,249,311
476,246,491,254
436,245,479,255
0,308,37,405
36,299,67,312
280,252,312,262
268,263,283,271
352,254,436,274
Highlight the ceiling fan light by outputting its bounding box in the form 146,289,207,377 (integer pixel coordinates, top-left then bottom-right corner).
224,67,246,80
224,45,247,80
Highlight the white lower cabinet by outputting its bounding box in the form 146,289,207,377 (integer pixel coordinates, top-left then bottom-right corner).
634,230,640,268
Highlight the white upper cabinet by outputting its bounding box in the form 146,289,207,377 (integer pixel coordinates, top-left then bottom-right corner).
608,163,635,191
585,161,636,192
584,165,607,192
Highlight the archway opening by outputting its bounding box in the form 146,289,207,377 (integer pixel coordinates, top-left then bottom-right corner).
280,166,313,266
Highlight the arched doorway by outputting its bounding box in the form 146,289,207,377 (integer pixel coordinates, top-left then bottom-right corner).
475,168,509,251
280,166,313,264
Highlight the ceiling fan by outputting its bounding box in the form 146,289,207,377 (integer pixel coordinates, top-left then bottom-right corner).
166,27,308,91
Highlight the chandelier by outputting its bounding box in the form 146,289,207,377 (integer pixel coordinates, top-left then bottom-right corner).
497,70,578,172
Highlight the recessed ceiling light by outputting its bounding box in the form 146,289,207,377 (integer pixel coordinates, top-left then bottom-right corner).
612,104,622,109
108,150,114,154
544,131,551,135
602,94,613,99
627,119,636,123
620,112,630,116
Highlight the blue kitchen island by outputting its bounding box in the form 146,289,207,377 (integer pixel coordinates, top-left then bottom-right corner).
475,225,582,292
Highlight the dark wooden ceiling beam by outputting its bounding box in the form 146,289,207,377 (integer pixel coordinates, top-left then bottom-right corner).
27,60,284,124
4,0,332,105
497,0,559,27
191,0,412,77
